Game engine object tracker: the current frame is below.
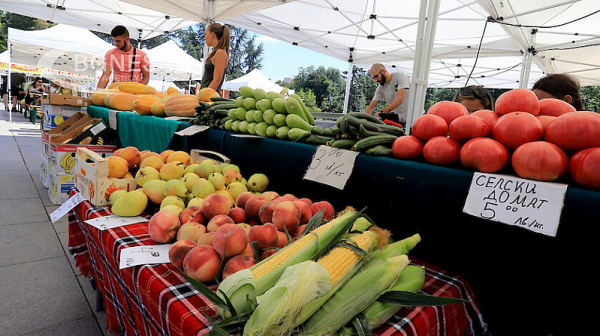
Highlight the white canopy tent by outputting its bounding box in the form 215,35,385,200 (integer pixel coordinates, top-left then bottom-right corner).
222,68,291,93
143,40,204,81
0,0,197,41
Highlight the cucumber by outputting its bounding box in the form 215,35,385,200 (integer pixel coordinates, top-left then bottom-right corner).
351,134,398,152
288,128,311,141
210,96,234,102
208,103,238,112
338,115,349,134
214,109,229,117
346,115,404,136
330,139,357,149
347,112,385,124
306,134,334,146
323,126,341,137
366,145,394,156
286,114,313,132
310,125,325,135
294,130,312,143
358,124,383,138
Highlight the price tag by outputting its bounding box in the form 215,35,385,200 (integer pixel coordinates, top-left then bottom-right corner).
108,110,119,130
303,145,359,190
50,192,85,223
85,215,148,231
174,125,210,136
463,173,567,237
119,244,172,269
90,122,106,135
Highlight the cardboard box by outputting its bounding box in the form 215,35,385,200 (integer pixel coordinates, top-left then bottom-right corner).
40,153,52,189
190,149,230,164
41,104,87,131
75,147,137,206
41,112,92,150
48,170,75,205
41,94,90,107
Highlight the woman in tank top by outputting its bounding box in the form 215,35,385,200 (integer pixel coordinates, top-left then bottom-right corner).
201,23,231,92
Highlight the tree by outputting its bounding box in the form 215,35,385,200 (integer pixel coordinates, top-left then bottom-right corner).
0,12,54,53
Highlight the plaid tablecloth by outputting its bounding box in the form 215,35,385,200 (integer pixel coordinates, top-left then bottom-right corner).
67,189,489,336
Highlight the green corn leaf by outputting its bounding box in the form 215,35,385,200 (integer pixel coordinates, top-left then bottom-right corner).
250,241,261,261
301,209,325,237
351,313,372,336
217,289,238,317
335,239,368,257
177,266,229,313
215,244,228,285
378,290,469,306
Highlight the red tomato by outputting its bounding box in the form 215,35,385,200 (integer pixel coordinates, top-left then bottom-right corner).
460,137,509,173
471,109,499,135
411,114,448,141
392,135,423,159
544,111,600,152
538,98,576,117
511,141,568,181
492,112,544,150
495,88,540,116
426,101,469,125
536,115,557,133
569,147,600,189
449,115,491,143
422,136,461,166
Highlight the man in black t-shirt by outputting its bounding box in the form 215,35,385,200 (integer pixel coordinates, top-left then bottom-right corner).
10,72,26,112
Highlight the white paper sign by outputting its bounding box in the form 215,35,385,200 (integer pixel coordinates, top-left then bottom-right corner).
463,173,567,237
175,125,210,136
108,110,119,130
303,145,359,190
85,215,148,231
50,192,86,223
230,134,264,139
119,244,172,269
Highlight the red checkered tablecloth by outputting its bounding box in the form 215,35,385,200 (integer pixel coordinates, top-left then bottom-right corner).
67,189,489,336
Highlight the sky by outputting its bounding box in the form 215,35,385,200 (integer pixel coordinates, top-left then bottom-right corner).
255,34,350,83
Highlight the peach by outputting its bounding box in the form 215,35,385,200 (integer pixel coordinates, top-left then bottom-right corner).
276,231,288,248
213,223,249,258
148,210,181,243
280,193,298,201
169,239,197,269
298,197,313,207
294,224,307,238
310,201,335,222
167,150,191,166
240,243,256,258
222,255,256,280
248,223,278,250
118,146,141,169
206,214,234,232
179,205,206,225
182,245,221,283
260,191,279,201
238,223,252,237
236,191,254,209
244,196,268,220
140,155,163,171
177,222,206,242
258,201,277,224
160,149,175,163
106,156,129,178
228,207,247,224
247,219,261,226
197,232,215,246
140,151,161,164
202,193,231,220
261,248,278,260
272,201,301,233
293,200,312,224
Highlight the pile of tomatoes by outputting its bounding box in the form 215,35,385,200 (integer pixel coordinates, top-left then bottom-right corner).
392,88,600,190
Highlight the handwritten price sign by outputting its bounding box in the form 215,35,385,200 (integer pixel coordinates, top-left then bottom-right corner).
463,173,567,237
50,192,85,223
85,215,148,231
119,245,172,269
304,145,359,190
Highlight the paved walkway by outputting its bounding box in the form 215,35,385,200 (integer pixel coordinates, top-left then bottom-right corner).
0,106,107,336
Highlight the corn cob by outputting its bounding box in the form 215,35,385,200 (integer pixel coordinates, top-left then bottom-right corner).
363,233,421,270
216,208,360,317
301,255,410,336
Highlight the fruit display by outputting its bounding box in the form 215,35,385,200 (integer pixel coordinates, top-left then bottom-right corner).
390,88,600,189
90,82,217,118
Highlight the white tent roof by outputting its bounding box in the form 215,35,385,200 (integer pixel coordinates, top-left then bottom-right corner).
143,40,203,81
8,24,113,76
222,68,290,93
0,0,197,40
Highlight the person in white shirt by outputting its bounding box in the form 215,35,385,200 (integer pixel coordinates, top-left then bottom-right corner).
364,63,410,126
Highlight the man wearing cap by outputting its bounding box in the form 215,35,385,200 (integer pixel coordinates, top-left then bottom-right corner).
364,63,410,127
97,25,150,89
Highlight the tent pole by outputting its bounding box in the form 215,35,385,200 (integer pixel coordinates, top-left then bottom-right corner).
519,29,537,88
406,0,428,135
7,37,12,122
343,62,353,114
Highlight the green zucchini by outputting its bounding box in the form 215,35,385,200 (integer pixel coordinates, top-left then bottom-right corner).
286,114,313,132
208,103,238,112
288,128,311,141
347,112,385,124
310,125,325,135
351,134,398,152
365,145,393,156
306,134,334,146
294,130,312,143
346,116,404,136
330,139,357,149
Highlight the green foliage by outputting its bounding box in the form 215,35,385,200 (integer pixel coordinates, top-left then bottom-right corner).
0,12,54,53
297,90,317,107
581,86,600,112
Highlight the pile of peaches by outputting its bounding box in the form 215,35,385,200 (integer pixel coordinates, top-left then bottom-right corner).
150,189,336,284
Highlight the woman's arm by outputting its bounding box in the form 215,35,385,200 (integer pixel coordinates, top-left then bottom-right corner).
209,49,228,91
